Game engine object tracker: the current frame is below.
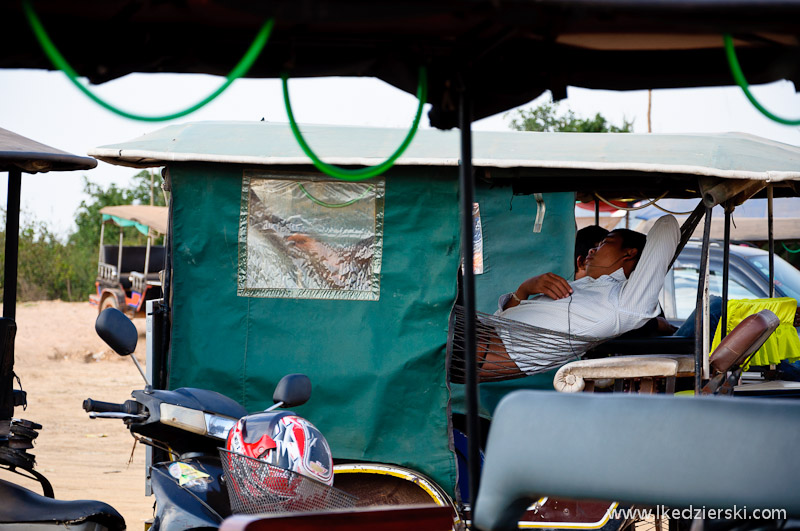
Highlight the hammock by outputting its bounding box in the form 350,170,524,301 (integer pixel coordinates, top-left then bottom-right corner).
448,305,610,383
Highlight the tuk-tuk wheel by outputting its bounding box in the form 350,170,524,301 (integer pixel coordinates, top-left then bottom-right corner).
99,296,118,314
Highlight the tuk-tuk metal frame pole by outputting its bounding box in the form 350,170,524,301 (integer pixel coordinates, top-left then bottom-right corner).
721,206,731,340
3,169,21,320
458,87,481,505
594,196,600,225
767,184,775,298
694,206,712,394
144,233,152,276
117,229,124,282
98,222,105,264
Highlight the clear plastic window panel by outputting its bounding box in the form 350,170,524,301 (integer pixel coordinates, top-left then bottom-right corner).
238,171,385,300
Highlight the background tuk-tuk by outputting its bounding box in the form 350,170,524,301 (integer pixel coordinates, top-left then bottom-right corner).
91,122,800,527
90,205,168,317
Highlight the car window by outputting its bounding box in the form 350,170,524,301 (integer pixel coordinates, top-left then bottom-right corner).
746,255,800,301
673,267,761,319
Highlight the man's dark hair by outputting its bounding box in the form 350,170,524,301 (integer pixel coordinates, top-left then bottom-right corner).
608,228,647,263
575,225,610,267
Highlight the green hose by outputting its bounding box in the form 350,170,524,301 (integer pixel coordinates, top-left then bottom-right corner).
782,242,800,254
23,0,273,122
282,67,427,182
723,34,800,126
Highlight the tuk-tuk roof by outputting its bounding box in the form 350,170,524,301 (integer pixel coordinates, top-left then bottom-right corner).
0,127,97,174
91,121,800,185
99,205,168,235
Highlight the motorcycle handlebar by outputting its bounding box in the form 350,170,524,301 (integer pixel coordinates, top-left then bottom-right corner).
83,398,139,415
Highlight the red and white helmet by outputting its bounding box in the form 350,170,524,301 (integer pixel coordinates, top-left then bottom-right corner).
226,411,333,486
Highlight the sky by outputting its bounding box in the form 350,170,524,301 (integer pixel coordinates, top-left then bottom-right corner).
1,68,799,237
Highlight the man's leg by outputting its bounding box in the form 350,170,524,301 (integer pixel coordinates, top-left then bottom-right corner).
479,332,525,381
673,295,723,338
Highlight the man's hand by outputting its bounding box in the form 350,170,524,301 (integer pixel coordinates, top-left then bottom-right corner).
504,273,573,309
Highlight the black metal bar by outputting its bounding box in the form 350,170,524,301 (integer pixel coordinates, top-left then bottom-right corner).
694,206,712,395
594,196,600,225
668,200,706,270
767,184,775,298
721,206,731,340
458,87,481,505
3,170,22,320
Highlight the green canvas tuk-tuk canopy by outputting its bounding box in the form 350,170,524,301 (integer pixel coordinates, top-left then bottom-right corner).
92,123,800,498
92,122,583,497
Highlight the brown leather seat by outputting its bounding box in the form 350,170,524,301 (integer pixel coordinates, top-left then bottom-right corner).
708,309,780,374
701,309,780,395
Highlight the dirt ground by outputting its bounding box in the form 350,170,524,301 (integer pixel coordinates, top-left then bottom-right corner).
4,300,153,529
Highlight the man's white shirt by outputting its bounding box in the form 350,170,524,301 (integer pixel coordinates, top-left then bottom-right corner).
495,215,680,370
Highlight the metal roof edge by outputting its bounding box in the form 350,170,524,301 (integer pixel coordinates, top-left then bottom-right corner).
88,148,800,181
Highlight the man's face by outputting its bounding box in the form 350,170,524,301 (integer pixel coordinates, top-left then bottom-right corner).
575,237,606,279
583,232,629,278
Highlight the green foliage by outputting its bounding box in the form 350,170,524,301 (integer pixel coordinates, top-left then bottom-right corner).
0,216,93,301
0,169,165,302
71,170,166,251
507,95,634,133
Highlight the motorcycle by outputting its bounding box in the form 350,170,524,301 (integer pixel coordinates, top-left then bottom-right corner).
0,319,124,529
86,307,341,530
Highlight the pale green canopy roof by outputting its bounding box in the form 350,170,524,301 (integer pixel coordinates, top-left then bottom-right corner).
90,121,800,184
100,205,168,235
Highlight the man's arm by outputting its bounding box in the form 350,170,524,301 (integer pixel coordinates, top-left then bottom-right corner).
620,214,679,313
500,273,573,310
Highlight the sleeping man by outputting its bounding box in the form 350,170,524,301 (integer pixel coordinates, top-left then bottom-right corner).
481,214,680,378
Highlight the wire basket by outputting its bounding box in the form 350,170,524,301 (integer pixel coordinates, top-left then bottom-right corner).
220,449,357,515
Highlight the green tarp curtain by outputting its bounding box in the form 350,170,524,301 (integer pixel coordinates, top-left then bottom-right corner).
451,187,576,416
168,163,459,495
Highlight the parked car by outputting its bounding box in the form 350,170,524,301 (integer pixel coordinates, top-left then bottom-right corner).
662,240,800,324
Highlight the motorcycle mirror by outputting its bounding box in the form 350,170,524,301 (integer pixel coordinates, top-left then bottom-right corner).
272,374,311,409
95,308,151,387
95,308,137,356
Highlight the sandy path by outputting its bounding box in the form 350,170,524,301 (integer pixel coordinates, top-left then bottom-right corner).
6,301,153,529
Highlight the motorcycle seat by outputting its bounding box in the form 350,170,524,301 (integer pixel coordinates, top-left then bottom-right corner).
0,478,125,530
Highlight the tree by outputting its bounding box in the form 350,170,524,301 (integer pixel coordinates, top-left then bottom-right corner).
0,169,166,303
507,95,633,133
70,169,166,251
0,215,91,301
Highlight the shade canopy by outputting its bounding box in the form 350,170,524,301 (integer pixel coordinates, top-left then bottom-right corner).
99,205,168,235
0,127,97,174
3,1,800,128
90,122,800,198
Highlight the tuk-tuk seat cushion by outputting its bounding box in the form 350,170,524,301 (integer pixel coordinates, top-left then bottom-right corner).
554,356,679,393
665,354,695,377
473,391,800,531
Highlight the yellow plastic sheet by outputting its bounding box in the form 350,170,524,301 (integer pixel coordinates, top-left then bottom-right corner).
711,298,800,370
